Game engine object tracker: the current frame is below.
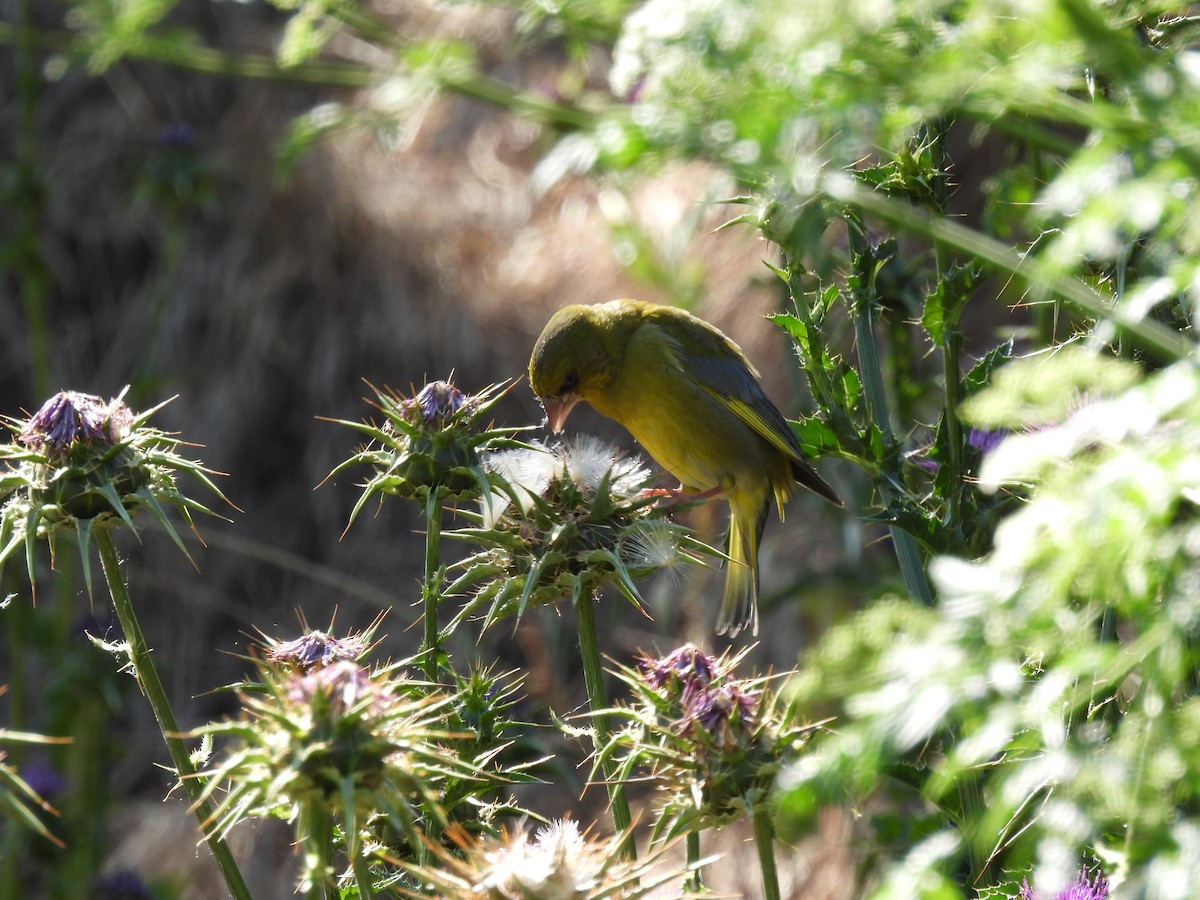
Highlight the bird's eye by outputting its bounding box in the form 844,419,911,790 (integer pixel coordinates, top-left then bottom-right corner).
561,371,580,394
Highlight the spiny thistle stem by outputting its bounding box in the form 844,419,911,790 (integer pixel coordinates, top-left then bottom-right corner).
687,831,703,892
303,799,336,900
574,593,636,860
752,802,782,900
925,119,966,537
422,490,442,682
941,326,965,526
845,214,933,607
94,529,253,900
853,295,932,605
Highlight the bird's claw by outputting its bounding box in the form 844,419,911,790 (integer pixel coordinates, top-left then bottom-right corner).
637,485,722,510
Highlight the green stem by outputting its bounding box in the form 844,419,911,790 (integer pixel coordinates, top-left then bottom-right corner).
574,591,635,860
304,800,336,900
332,6,594,130
686,830,703,892
0,20,376,87
94,529,253,900
422,490,442,682
923,122,966,533
751,802,781,900
133,212,185,388
941,327,964,527
844,220,934,606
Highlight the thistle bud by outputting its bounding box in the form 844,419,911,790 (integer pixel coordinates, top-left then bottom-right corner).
192,650,485,890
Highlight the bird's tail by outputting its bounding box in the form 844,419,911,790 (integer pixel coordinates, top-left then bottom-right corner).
717,495,768,637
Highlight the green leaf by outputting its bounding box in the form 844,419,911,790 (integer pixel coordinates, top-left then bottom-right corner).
790,417,841,457
921,263,980,346
960,339,1014,399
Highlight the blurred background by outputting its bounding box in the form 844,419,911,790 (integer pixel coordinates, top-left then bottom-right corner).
0,1,875,894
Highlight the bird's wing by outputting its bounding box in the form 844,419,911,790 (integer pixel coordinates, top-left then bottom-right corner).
653,315,807,466
649,309,842,508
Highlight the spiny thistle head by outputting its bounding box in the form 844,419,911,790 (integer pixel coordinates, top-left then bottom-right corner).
192,637,524,889
602,645,818,838
445,437,717,632
397,818,702,899
633,645,762,754
328,379,524,518
195,656,451,818
0,390,229,595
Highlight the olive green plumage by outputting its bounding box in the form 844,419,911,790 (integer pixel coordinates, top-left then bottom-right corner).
528,298,841,636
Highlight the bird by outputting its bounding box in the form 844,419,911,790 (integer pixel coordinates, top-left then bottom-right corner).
528,298,842,636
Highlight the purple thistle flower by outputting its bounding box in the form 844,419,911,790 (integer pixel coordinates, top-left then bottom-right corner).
18,391,132,452
639,644,717,691
409,380,467,427
268,630,367,672
685,682,759,749
1020,868,1109,900
906,426,1008,474
967,427,1007,456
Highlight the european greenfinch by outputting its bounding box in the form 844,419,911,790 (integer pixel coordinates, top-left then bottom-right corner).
528,298,841,636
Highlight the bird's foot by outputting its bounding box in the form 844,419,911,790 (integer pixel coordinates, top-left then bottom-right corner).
637,485,723,510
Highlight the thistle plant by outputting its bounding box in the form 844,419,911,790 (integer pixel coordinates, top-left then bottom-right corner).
195,651,461,896
193,626,538,897
0,390,225,593
446,436,720,856
600,644,819,899
0,390,251,899
327,379,526,680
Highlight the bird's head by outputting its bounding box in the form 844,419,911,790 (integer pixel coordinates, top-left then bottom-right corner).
528,304,617,433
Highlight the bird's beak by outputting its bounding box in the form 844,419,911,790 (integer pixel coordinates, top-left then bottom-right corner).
540,395,579,434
